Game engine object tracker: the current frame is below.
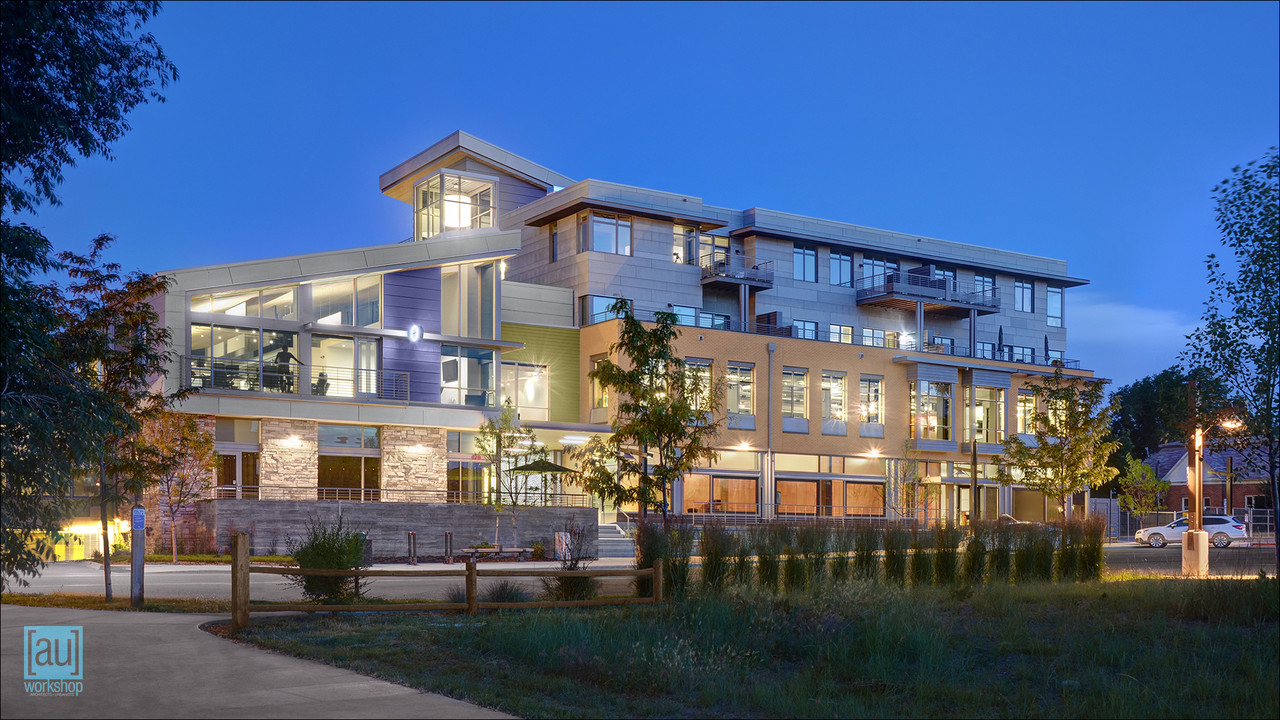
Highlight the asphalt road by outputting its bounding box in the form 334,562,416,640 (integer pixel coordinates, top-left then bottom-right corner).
6,545,1274,602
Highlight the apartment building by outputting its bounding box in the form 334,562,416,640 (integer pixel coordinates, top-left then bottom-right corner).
141,130,1096,552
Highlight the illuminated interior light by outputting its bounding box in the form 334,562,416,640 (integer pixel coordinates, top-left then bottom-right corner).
444,194,471,229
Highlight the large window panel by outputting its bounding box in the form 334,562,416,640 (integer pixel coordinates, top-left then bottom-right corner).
442,263,495,339
782,368,808,419
501,362,549,421
966,386,1006,443
910,381,952,441
441,345,495,407
727,363,754,415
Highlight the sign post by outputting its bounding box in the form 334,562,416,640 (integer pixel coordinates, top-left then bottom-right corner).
130,505,145,607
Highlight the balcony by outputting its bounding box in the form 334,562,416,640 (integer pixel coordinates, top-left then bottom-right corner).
183,356,410,401
850,271,1000,317
700,254,774,291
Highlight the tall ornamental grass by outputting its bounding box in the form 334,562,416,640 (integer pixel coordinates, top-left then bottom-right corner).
853,523,881,581
828,525,854,584
962,522,987,585
883,524,910,586
698,524,737,592
909,532,933,587
933,522,962,585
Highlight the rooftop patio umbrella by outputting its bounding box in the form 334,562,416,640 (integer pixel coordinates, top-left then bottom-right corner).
1044,334,1051,361
997,326,1005,356
509,459,576,474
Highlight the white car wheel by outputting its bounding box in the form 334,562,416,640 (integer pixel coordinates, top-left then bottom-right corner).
1148,533,1166,548
1211,533,1231,548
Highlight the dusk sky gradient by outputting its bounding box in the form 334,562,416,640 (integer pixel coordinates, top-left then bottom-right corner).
15,1,1279,390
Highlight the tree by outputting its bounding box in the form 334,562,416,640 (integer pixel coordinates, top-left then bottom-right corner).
994,368,1120,515
1109,366,1229,466
882,441,935,521
143,411,215,562
0,1,178,589
570,300,725,526
1,1,179,213
474,400,547,548
1115,454,1169,523
1184,147,1280,567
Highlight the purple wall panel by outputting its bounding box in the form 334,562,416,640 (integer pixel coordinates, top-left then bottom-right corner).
382,267,440,402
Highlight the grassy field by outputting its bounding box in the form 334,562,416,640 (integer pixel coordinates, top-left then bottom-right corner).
233,577,1278,719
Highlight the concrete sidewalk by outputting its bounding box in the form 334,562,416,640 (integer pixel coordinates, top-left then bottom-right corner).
1,605,512,719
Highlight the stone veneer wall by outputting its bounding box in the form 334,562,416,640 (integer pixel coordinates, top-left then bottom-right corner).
207,500,598,558
260,418,319,500
380,425,448,496
144,413,219,554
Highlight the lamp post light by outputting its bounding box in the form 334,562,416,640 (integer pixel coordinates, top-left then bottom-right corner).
1183,386,1244,578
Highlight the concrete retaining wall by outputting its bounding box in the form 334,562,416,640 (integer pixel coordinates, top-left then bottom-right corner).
203,500,597,558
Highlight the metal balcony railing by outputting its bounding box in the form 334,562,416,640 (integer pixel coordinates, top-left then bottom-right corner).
208,485,594,507
183,356,410,401
850,271,1001,309
699,254,775,285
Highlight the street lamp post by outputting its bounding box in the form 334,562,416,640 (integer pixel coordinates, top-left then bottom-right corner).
1183,424,1208,577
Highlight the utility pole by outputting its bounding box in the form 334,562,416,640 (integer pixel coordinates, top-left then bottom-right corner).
1183,380,1207,577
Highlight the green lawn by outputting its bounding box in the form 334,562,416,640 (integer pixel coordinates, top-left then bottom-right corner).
234,577,1279,719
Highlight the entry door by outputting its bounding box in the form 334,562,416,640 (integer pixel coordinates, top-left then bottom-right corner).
215,452,260,499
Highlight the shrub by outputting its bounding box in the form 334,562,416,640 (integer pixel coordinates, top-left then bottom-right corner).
543,521,599,601
962,524,987,585
782,548,807,593
1077,514,1106,581
285,514,367,604
852,524,881,581
795,525,829,586
443,584,467,604
882,524,910,586
666,525,695,599
482,579,533,604
530,541,547,560
909,535,933,587
828,525,854,584
731,530,755,587
699,524,737,592
987,521,1013,583
1055,519,1083,582
633,521,669,598
933,522,962,585
753,524,782,592
1014,524,1055,583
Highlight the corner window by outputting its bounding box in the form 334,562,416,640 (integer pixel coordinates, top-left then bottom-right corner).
792,245,817,282
581,212,632,255
415,172,495,240
1047,286,1063,327
1015,281,1034,313
673,224,697,264
782,368,808,419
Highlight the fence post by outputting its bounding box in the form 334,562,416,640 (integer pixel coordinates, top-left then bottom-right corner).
407,531,417,565
445,531,453,564
231,532,249,632
465,560,478,615
652,558,664,604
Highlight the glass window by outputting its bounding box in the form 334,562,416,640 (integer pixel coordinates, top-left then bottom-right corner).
441,262,495,339
861,328,899,348
727,362,753,415
591,358,609,409
829,324,854,344
685,359,713,410
863,256,898,280
317,456,380,502
1009,346,1035,364
695,234,730,265
1016,392,1036,434
319,424,381,449
579,295,630,325
698,312,730,329
584,212,632,255
830,250,852,286
1047,286,1063,327
793,320,817,340
910,381,952,441
190,324,284,392
500,362,549,421
313,276,380,328
859,376,883,424
935,267,956,290
976,341,995,360
974,274,995,295
440,345,495,407
447,459,489,503
792,245,817,282
672,305,698,326
1015,281,1034,313
822,372,846,421
259,286,298,320
415,172,494,240
549,221,559,262
684,475,757,514
966,386,1005,443
215,419,260,443
191,286,298,320
673,224,697,264
782,368,808,419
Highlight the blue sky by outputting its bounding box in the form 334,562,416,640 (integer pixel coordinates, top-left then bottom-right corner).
16,1,1279,389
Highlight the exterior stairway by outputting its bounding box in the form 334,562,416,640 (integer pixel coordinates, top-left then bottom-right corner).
597,523,636,559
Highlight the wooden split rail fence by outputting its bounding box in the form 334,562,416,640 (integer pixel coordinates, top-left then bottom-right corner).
229,532,662,631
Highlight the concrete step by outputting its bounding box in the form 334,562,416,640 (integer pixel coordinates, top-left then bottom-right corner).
596,539,636,559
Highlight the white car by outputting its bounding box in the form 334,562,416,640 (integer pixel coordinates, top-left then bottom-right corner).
1135,515,1249,548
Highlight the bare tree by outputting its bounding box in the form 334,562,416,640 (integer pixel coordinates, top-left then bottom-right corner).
143,411,214,561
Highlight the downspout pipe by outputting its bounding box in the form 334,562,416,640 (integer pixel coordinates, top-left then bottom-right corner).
767,342,776,520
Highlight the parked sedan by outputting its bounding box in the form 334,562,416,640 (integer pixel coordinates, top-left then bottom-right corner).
1135,515,1249,548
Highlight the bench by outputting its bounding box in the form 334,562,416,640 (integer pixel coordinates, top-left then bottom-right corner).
462,546,536,562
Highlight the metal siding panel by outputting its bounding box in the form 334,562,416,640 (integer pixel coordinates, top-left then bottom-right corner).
970,369,1012,389
383,268,442,401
